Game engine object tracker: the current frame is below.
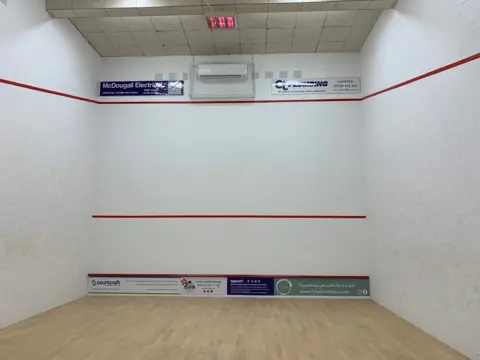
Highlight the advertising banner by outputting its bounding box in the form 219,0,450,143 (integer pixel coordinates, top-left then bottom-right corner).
100,81,184,96
227,277,274,296
179,277,227,296
88,277,181,295
272,78,361,95
274,278,370,297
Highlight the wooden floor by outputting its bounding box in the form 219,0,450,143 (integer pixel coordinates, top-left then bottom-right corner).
0,297,466,360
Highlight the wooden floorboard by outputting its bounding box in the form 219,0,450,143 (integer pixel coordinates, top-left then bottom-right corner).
0,297,466,360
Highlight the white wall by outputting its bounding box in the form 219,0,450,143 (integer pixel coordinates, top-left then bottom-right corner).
0,0,101,328
362,0,480,358
90,54,369,275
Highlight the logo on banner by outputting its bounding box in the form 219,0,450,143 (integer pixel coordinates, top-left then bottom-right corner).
274,80,329,91
276,279,293,296
181,278,196,290
91,279,120,287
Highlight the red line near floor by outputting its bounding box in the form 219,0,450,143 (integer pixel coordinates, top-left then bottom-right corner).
88,273,369,279
362,53,480,100
91,214,367,219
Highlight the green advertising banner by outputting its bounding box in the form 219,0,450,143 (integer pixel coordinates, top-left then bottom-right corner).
274,278,370,297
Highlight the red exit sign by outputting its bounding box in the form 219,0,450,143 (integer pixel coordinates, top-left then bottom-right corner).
207,16,236,29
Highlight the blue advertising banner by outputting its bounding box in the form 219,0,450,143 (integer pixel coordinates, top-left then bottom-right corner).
227,277,274,296
100,81,184,96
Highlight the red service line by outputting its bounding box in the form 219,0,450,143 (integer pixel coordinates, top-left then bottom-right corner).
91,214,367,219
88,273,369,279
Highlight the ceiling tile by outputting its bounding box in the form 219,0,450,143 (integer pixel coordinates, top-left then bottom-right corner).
157,30,188,45
106,8,140,16
104,0,136,7
292,28,321,44
137,0,170,5
94,17,128,32
131,31,162,45
116,46,144,57
369,0,396,9
269,3,302,12
266,43,291,54
180,15,209,30
95,45,119,57
72,0,102,9
237,13,267,29
347,24,373,42
320,26,351,41
169,6,203,15
241,43,265,54
202,0,234,4
70,18,102,32
138,7,172,16
302,2,335,11
267,13,297,28
296,12,327,28
49,9,77,17
291,42,317,53
235,4,268,13
122,17,155,31
235,0,268,3
85,33,112,48
47,0,72,10
240,29,266,43
185,30,214,44
74,9,109,17
215,43,241,55
343,40,364,52
140,44,168,56
105,32,137,46
203,5,236,13
164,45,191,55
317,41,344,52
169,0,201,5
212,29,240,43
267,28,294,42
190,43,216,55
151,15,183,30
325,10,356,26
336,1,371,10
354,10,381,27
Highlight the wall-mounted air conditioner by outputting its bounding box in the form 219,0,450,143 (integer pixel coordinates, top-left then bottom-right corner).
197,64,248,80
190,63,255,99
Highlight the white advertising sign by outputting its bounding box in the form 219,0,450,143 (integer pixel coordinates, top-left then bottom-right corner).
272,78,361,95
179,277,227,296
88,277,181,295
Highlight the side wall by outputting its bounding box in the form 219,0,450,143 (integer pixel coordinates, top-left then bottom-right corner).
90,54,369,276
0,0,100,328
361,0,480,358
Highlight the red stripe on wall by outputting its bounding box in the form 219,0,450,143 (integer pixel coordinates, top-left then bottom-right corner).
88,273,369,279
99,98,361,105
91,214,366,219
362,53,480,100
1,52,478,104
0,78,99,104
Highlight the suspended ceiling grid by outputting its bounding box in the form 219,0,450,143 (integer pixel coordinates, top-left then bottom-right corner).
46,0,398,56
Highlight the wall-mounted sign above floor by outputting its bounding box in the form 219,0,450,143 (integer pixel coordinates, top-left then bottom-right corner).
272,78,361,95
274,277,370,297
88,275,369,298
99,81,184,96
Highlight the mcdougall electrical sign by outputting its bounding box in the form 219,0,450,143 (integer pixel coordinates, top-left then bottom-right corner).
100,81,184,96
272,78,361,95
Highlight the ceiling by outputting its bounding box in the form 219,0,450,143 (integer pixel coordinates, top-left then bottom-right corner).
46,0,398,57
